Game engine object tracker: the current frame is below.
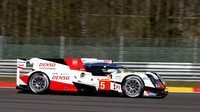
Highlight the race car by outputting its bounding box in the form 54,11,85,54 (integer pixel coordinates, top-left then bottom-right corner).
16,58,168,98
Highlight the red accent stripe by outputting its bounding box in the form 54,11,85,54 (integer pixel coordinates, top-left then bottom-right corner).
158,82,167,89
50,81,78,92
0,82,16,87
145,91,153,93
20,75,29,85
17,66,25,70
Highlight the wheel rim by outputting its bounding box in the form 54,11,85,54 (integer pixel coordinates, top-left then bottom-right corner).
124,78,142,96
29,74,48,93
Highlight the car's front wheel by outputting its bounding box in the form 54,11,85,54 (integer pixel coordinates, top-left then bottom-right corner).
28,73,49,94
122,76,144,98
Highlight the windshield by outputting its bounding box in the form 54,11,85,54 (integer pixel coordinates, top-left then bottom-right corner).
102,66,133,74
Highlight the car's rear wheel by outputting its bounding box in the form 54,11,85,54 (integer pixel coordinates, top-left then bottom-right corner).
28,73,49,94
122,76,144,98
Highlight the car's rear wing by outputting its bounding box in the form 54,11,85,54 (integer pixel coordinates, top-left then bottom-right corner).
16,59,27,86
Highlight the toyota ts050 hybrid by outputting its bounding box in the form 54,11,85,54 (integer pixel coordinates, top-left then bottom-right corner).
16,58,168,98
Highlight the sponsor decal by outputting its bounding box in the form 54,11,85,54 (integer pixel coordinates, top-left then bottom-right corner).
61,73,69,75
39,63,56,70
39,63,56,67
72,60,78,65
114,82,121,90
52,76,70,80
17,62,26,67
147,92,157,96
115,76,121,79
116,85,121,90
18,61,25,63
143,77,150,80
17,59,26,70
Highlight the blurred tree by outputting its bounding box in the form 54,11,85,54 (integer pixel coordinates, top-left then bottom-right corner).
0,0,200,38
1,0,7,36
26,0,32,37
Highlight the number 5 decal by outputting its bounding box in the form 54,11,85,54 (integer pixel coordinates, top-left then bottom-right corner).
99,79,110,90
100,82,105,89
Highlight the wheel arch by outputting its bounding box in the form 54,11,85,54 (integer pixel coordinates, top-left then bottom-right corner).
122,74,144,86
28,71,50,90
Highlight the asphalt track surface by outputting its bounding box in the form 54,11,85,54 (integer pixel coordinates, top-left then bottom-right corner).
0,88,200,112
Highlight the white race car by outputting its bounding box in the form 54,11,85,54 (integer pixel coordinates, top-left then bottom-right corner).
16,58,168,98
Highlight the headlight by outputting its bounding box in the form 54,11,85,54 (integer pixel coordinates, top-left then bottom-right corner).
146,72,166,88
153,72,166,86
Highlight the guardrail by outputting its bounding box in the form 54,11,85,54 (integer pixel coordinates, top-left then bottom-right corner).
0,59,200,81
0,59,17,77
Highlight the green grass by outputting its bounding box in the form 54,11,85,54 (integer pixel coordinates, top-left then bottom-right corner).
0,77,200,88
0,77,16,83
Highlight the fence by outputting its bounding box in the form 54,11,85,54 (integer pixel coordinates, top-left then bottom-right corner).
0,36,200,63
1,59,200,81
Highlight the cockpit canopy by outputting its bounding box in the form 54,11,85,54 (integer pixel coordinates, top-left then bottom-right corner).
84,63,133,76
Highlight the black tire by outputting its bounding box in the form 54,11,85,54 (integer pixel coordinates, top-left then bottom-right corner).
28,73,49,94
122,76,144,98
